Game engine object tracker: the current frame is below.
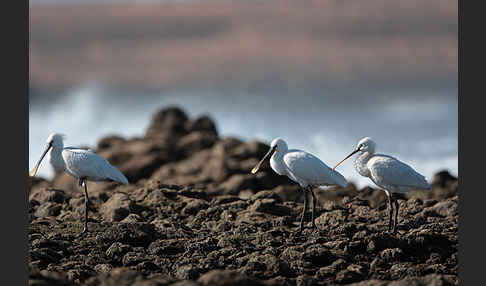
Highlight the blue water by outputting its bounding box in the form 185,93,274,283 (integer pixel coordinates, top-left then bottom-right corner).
29,85,458,188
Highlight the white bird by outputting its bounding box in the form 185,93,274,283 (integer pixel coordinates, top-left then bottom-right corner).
251,138,347,232
30,133,129,234
332,137,430,234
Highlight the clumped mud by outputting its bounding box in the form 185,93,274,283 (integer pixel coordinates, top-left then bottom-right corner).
29,107,459,285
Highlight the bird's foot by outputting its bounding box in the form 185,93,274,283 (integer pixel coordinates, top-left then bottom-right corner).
294,226,304,235
78,222,89,237
294,224,319,234
311,223,320,231
387,227,397,235
78,229,88,238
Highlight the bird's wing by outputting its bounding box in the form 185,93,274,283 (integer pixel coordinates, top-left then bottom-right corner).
62,149,128,184
367,154,430,190
283,150,347,187
64,146,95,153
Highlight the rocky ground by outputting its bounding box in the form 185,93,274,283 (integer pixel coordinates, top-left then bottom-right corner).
29,107,459,285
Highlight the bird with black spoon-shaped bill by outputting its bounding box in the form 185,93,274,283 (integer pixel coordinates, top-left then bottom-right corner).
30,133,129,234
251,138,348,232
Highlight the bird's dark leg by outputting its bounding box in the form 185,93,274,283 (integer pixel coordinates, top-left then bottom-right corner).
299,187,309,232
392,198,400,234
80,179,89,235
385,190,393,233
310,187,318,229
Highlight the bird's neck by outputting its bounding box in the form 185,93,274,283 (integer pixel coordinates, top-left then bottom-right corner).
49,147,66,172
270,151,287,176
355,151,373,178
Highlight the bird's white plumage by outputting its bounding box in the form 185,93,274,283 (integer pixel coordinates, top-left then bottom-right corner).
333,137,430,233
366,154,430,192
37,133,128,185
283,150,347,188
61,148,128,184
353,138,430,192
268,138,347,188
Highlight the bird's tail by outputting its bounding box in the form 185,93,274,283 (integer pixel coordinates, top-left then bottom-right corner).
332,170,348,188
414,173,431,190
319,170,348,189
421,181,431,190
107,165,129,185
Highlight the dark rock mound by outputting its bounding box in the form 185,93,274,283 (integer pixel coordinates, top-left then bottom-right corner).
28,106,458,286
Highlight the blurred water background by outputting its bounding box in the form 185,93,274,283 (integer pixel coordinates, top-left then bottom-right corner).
29,0,457,188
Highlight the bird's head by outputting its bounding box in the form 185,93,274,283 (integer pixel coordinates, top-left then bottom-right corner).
332,137,376,171
46,133,65,149
30,133,66,177
270,137,288,154
251,137,287,174
356,137,376,154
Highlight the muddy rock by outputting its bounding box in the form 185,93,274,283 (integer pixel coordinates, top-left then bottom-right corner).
96,223,159,248
181,199,210,216
185,115,218,137
425,200,458,218
122,251,150,266
51,173,80,195
177,132,218,157
30,188,70,204
145,106,189,139
212,195,242,205
85,267,172,286
198,270,265,286
272,185,302,203
250,190,283,204
316,258,348,279
29,271,73,286
28,107,458,286
106,242,132,262
335,264,367,284
175,265,203,280
29,176,50,191
119,152,174,183
431,170,457,189
96,135,127,151
302,247,336,268
147,239,186,256
230,140,269,160
94,264,113,274
171,281,200,286
34,202,62,218
248,199,292,216
220,174,259,195
352,274,459,285
379,248,404,262
100,193,134,222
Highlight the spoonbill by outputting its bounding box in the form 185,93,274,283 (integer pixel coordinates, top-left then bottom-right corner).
30,133,129,234
332,137,430,234
251,138,347,232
